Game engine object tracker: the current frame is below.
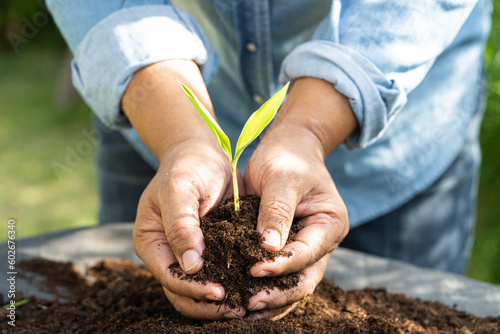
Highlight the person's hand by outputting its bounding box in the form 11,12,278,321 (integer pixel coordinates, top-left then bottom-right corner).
123,59,246,319
243,78,356,320
243,123,349,320
132,140,247,319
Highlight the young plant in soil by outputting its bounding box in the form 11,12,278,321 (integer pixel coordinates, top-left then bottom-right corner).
169,195,303,309
172,83,300,309
179,81,289,214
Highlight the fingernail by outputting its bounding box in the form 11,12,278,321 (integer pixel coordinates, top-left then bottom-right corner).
249,302,267,311
254,270,272,278
182,249,201,272
224,312,242,319
261,229,281,249
205,294,223,301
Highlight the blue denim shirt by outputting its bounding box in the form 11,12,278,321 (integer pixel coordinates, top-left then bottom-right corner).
47,0,491,227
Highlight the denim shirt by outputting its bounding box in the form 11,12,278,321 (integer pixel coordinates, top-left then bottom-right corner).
46,0,491,227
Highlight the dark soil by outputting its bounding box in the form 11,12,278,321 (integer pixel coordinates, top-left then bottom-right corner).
170,195,302,309
2,258,499,333
2,195,499,333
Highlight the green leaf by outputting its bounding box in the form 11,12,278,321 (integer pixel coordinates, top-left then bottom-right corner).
234,82,289,164
179,81,290,215
179,82,232,162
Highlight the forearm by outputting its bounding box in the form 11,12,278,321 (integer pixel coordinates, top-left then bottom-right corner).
280,1,482,150
122,59,218,161
269,77,358,159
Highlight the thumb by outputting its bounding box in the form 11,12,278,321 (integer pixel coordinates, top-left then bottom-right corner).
236,169,246,196
161,185,206,274
256,180,299,252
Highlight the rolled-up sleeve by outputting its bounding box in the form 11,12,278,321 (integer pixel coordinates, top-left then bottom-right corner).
279,0,479,148
46,1,218,129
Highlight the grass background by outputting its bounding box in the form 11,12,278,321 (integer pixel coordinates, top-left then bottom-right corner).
0,4,499,284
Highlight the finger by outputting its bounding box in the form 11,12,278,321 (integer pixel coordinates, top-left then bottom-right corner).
246,255,329,312
164,263,226,301
163,287,246,320
236,169,246,196
159,176,206,274
250,212,346,277
256,177,301,251
133,223,225,301
247,302,298,321
244,172,256,195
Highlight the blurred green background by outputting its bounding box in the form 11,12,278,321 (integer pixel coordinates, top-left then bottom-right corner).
0,1,499,284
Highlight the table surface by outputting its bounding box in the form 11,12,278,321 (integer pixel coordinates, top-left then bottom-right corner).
2,223,500,317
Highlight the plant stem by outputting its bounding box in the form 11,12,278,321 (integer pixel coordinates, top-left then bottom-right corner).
231,163,240,214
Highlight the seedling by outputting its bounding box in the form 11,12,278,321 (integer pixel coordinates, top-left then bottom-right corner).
180,81,290,214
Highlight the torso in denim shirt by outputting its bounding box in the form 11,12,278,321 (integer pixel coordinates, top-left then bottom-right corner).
171,0,490,225
49,0,491,226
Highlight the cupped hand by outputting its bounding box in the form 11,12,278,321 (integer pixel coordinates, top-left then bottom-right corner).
132,139,246,320
243,120,350,320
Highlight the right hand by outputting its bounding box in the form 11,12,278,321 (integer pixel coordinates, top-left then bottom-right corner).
132,139,246,320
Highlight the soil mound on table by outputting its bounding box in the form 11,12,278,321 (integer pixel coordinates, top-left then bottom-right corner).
2,196,499,332
169,194,302,309
2,258,499,333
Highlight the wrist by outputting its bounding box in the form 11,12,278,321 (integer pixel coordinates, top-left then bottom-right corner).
271,77,358,158
262,120,325,163
122,59,218,160
160,137,230,171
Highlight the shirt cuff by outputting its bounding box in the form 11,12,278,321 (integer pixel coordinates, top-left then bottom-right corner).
279,40,407,149
71,5,219,130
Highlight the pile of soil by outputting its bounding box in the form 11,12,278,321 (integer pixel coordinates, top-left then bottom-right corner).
170,195,303,308
2,258,499,333
1,196,499,333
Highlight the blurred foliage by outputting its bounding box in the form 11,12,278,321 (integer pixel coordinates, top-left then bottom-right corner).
0,31,97,241
467,0,500,284
0,0,59,51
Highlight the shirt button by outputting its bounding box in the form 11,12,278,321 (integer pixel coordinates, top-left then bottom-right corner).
252,93,264,103
245,41,259,53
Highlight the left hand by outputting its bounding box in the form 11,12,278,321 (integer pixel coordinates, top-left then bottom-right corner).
243,120,349,320
243,78,356,320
